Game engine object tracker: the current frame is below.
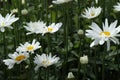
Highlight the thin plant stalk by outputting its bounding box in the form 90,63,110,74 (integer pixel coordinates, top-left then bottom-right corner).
102,45,107,80
63,5,69,79
102,54,105,80
44,68,49,80
83,64,86,80
77,0,82,79
94,48,98,79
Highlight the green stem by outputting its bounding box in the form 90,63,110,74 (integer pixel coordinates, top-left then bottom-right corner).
45,68,49,80
38,68,42,80
102,56,105,80
102,47,106,80
77,0,81,79
65,5,69,75
94,47,97,80
83,65,86,80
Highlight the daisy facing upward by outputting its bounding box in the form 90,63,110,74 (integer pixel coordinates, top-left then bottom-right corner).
16,39,41,53
86,19,120,51
82,6,102,19
24,21,62,36
34,53,60,71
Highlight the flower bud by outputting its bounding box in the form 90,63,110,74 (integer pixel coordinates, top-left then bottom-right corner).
95,0,98,4
22,0,25,4
38,4,42,8
11,8,18,14
67,72,75,79
49,5,53,8
77,29,84,35
80,55,88,64
21,9,28,15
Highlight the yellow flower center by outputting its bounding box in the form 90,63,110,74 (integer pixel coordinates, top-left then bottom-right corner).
1,22,5,27
100,31,111,37
42,60,51,67
15,55,26,61
27,45,34,51
42,60,47,64
91,12,95,16
48,27,53,32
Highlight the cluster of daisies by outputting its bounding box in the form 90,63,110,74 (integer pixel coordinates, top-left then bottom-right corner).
3,39,60,71
51,0,120,50
81,2,120,51
0,13,61,71
2,0,120,72
24,21,62,36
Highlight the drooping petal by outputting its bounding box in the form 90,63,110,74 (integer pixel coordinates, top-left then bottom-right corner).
99,38,105,45
3,59,15,69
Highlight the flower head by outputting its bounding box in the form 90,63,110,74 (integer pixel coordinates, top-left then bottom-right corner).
24,21,48,35
16,39,41,53
34,53,60,71
86,19,120,51
47,23,62,33
52,0,72,4
0,13,19,32
80,55,88,64
11,8,18,14
113,2,120,12
82,7,102,19
3,52,29,69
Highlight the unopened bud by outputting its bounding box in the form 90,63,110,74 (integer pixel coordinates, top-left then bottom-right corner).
80,55,88,64
77,29,84,35
49,5,53,8
22,0,25,4
11,8,18,14
67,72,75,79
21,9,28,15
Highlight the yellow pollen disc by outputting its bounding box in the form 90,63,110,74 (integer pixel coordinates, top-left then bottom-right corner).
100,31,111,37
27,45,34,51
91,12,95,16
48,27,53,32
42,60,47,64
1,22,5,26
15,55,26,61
42,60,51,65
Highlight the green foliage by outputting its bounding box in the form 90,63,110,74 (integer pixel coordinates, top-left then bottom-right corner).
0,0,120,80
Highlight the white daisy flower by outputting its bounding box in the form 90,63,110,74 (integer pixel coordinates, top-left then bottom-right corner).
86,19,120,51
0,13,19,32
34,53,60,71
47,23,62,33
81,7,102,19
3,52,29,69
24,21,48,35
52,0,72,4
113,2,120,12
16,39,41,53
